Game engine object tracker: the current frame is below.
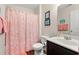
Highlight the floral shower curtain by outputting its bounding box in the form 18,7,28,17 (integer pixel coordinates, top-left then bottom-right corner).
5,7,39,55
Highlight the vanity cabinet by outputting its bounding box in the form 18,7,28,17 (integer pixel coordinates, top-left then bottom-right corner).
47,40,78,55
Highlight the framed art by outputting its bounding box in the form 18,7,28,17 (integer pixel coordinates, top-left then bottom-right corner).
45,11,50,26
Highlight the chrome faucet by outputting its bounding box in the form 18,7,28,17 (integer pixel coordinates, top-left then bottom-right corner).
64,36,71,40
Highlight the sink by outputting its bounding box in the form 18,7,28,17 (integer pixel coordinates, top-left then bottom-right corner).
50,36,78,46
57,39,78,46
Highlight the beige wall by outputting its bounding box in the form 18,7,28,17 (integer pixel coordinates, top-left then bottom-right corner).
58,4,79,34
0,5,6,18
41,4,58,37
41,4,79,37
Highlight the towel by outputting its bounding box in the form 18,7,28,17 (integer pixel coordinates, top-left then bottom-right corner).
0,17,7,34
0,17,3,34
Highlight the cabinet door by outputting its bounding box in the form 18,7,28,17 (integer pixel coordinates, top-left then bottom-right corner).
47,41,78,55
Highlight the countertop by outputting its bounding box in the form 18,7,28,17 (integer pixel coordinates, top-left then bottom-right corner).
41,36,79,53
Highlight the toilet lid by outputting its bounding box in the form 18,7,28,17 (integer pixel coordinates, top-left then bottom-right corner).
33,43,43,50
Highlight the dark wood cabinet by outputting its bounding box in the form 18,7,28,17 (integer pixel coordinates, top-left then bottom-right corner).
47,40,78,55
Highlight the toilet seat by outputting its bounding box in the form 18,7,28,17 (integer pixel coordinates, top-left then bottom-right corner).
33,43,43,50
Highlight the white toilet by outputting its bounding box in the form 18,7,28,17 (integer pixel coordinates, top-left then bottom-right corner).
33,43,43,55
33,36,47,55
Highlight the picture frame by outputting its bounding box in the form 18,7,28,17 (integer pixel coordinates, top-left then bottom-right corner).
45,11,50,26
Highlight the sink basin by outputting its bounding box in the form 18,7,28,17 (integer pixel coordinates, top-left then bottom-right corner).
57,39,78,46
50,37,78,46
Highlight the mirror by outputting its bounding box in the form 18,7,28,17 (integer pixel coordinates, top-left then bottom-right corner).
57,4,79,36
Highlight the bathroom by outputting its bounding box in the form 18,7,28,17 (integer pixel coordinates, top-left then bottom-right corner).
0,4,79,55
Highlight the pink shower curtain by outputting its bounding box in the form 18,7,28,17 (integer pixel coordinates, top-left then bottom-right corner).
5,7,39,55
26,13,39,51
